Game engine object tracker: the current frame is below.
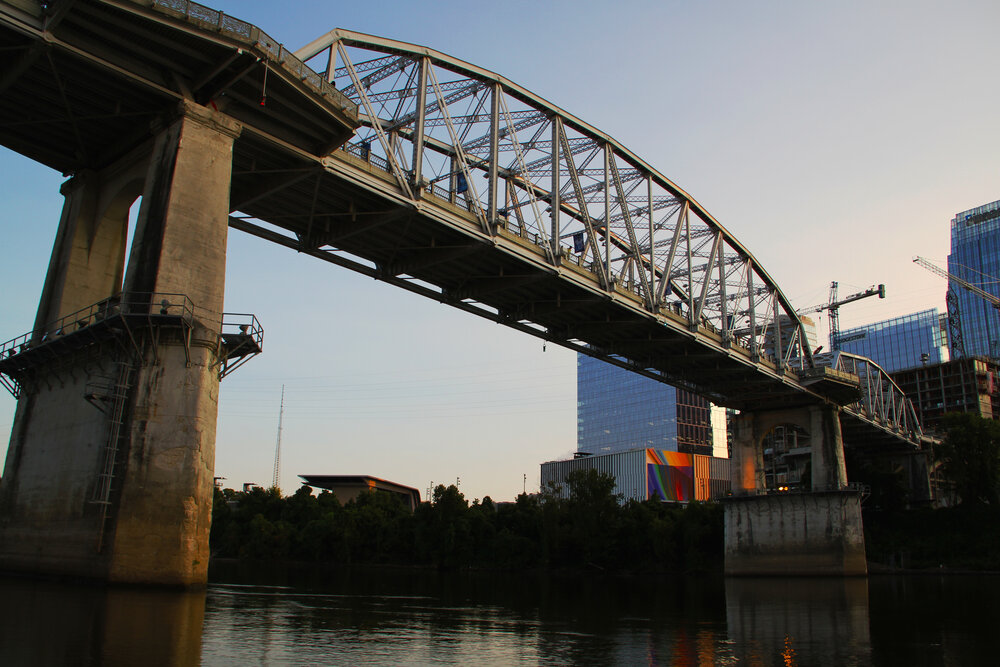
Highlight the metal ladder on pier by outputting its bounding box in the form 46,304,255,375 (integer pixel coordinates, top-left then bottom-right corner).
89,358,134,553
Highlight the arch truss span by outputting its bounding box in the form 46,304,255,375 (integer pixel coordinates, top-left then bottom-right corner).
290,30,816,382
817,351,925,448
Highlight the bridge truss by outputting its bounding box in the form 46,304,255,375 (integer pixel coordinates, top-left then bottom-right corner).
818,351,927,449
283,30,816,384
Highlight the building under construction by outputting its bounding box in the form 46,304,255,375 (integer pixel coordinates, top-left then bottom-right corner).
891,356,1000,432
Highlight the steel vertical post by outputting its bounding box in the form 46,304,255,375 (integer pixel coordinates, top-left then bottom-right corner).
604,143,611,284
648,174,654,305
488,82,500,230
325,41,338,83
411,56,427,195
551,117,560,260
748,263,757,361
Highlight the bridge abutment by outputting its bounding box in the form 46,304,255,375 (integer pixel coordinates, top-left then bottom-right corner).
724,404,867,576
0,102,241,586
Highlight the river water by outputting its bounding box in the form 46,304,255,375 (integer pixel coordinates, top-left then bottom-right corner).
1,564,996,666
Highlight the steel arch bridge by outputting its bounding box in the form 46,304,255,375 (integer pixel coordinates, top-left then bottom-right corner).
262,29,827,401
0,0,923,448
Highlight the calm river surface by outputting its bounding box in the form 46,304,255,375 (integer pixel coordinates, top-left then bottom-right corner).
1,564,997,666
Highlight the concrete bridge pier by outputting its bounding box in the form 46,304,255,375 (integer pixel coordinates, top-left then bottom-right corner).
0,101,241,586
724,403,868,576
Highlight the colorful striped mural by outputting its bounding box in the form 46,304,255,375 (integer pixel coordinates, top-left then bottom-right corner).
646,449,694,501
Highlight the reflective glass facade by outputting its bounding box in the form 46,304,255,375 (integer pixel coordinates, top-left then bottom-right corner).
576,355,714,456
834,309,948,373
949,200,1000,360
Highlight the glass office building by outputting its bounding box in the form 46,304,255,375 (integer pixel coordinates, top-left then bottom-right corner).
576,355,717,456
949,199,1000,360
834,309,948,373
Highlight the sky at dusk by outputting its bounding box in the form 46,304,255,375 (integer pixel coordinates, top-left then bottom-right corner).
1,0,998,501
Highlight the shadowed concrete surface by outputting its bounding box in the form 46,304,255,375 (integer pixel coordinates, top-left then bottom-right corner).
724,491,868,576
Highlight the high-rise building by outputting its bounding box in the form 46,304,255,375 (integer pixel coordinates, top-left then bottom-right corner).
576,354,724,457
949,199,1000,360
834,309,948,373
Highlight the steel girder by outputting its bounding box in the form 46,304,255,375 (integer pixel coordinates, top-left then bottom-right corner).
292,29,816,377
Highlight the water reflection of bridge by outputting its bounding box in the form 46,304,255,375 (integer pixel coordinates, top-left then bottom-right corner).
0,0,927,583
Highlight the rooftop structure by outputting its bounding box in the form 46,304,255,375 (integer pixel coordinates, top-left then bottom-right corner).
299,475,421,512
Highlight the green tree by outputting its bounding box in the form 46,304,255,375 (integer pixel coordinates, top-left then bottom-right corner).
564,469,620,567
937,412,1000,506
343,490,411,563
418,484,472,568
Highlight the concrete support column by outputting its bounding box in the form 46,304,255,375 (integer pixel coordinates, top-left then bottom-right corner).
0,101,241,586
0,151,148,581
122,101,239,317
730,413,764,495
33,153,148,332
809,403,847,491
109,102,241,585
901,451,932,505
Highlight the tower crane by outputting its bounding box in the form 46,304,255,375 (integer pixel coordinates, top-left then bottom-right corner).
913,256,1000,308
913,256,1000,359
798,282,886,352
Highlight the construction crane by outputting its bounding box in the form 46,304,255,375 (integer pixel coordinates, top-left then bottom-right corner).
798,281,886,352
913,256,1000,308
913,256,1000,358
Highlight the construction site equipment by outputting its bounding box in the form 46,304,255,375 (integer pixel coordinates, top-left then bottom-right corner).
798,282,886,351
913,256,1000,359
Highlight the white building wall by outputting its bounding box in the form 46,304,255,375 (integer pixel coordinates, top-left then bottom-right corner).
711,405,729,459
540,449,647,502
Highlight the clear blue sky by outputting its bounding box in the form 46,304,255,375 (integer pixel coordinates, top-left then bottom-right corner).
2,0,998,501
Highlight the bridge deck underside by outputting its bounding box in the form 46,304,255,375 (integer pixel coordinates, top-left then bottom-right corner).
0,0,355,173
229,141,819,411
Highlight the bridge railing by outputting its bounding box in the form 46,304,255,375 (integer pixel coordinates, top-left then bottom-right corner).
0,292,196,358
301,30,817,377
137,0,357,115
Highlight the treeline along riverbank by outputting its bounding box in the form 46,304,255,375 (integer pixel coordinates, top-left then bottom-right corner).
211,469,1000,573
210,470,723,573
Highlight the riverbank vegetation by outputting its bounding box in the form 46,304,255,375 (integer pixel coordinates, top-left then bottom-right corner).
864,413,1000,571
864,505,1000,571
864,413,1000,572
210,469,724,573
212,412,1000,573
